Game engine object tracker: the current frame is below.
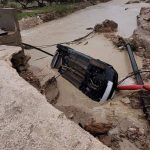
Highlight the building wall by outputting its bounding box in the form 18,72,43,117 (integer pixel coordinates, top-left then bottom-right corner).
0,8,22,46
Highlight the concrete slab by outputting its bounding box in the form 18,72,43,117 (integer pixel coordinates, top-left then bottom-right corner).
0,45,110,150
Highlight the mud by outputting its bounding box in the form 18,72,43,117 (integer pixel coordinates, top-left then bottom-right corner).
94,19,118,33
21,0,150,149
20,70,41,90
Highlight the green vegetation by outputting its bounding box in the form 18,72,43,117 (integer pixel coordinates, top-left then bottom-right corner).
17,3,79,20
0,0,101,21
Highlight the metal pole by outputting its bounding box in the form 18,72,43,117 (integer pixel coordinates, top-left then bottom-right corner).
126,43,144,85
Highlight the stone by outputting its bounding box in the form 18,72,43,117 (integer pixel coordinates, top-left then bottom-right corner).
120,97,131,104
119,118,136,132
84,122,112,136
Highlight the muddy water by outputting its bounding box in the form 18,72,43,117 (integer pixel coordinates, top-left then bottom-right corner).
22,0,150,107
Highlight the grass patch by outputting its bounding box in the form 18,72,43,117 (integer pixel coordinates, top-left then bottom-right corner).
17,4,78,20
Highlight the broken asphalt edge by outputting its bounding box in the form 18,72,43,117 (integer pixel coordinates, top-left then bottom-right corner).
0,45,110,150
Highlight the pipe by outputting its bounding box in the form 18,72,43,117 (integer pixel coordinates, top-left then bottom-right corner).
126,43,144,85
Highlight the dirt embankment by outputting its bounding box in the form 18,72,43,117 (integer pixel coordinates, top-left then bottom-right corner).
132,7,150,79
19,0,111,30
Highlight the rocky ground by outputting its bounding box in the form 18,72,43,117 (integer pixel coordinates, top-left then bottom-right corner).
133,7,150,73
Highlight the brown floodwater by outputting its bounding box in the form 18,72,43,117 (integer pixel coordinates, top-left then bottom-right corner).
21,0,150,107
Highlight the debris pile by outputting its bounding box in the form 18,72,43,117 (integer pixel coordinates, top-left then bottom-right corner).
133,7,150,58
94,19,118,33
55,99,149,150
132,7,150,82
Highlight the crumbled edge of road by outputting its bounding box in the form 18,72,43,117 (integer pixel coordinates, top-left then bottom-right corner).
0,45,110,150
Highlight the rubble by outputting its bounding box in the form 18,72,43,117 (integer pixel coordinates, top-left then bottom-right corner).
55,98,149,150
94,19,118,33
129,92,142,109
133,7,150,59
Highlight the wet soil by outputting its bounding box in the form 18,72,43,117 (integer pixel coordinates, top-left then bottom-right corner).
21,0,150,149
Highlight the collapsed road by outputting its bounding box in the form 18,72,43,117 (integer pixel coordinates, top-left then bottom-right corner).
21,0,150,149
